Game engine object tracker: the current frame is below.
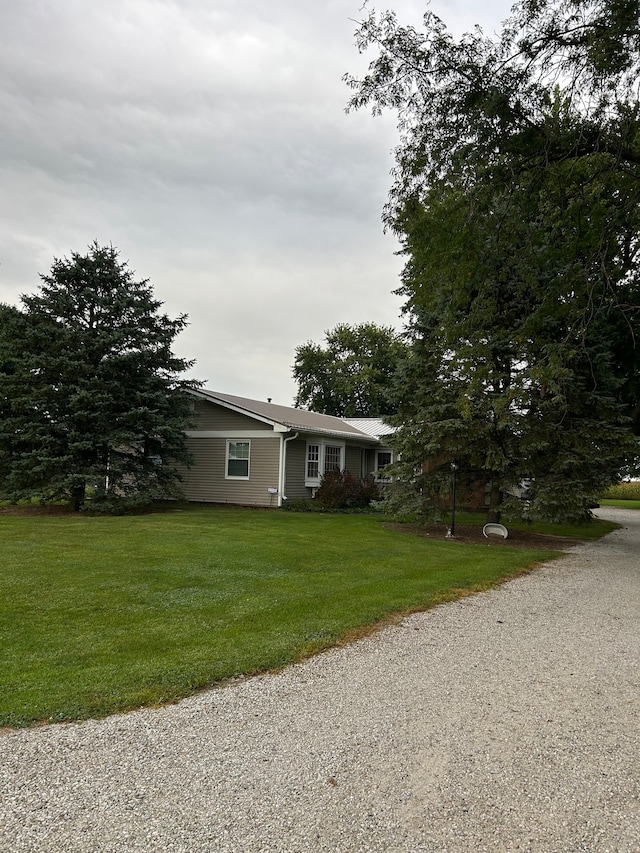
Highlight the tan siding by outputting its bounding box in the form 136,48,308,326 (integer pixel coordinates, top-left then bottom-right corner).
179,437,281,506
363,448,377,477
284,438,309,499
345,445,364,478
283,440,370,501
191,399,273,431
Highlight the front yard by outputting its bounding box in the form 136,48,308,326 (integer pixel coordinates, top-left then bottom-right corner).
0,506,611,727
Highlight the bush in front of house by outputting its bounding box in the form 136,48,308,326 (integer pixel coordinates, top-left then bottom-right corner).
314,469,381,510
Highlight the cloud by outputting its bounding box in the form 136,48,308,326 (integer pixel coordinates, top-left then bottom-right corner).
0,0,513,404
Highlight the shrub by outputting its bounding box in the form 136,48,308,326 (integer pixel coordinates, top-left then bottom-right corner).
315,470,381,510
281,498,320,512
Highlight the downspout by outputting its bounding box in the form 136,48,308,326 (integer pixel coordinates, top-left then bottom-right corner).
278,432,299,507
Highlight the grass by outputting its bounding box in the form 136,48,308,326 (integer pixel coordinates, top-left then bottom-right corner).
600,499,640,509
454,511,618,539
599,481,640,510
0,505,602,728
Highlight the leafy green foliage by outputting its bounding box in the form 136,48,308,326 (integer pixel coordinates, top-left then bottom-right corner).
0,243,199,510
346,0,640,523
314,469,381,509
292,322,407,416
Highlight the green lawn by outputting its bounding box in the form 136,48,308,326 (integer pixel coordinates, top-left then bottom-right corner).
456,511,619,539
600,499,640,509
1,506,588,727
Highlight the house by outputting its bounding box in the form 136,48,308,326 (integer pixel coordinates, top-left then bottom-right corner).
179,389,394,507
342,418,397,483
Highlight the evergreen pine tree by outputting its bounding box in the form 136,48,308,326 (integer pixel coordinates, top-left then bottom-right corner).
0,243,199,510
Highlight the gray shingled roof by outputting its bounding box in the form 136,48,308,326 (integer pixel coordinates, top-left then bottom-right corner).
190,389,380,443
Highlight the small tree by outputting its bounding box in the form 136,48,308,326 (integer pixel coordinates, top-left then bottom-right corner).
0,243,199,510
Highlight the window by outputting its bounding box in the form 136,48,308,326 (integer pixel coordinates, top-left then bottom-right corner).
226,440,250,479
307,444,319,479
305,441,345,486
375,450,393,481
324,445,342,473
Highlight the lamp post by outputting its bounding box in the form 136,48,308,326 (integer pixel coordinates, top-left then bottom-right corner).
449,461,458,538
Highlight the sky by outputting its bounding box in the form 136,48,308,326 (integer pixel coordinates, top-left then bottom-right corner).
1,0,513,406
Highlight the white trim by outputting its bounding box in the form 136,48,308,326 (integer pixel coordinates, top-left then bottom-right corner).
374,448,394,482
306,441,321,485
279,431,299,507
186,389,377,441
187,390,288,431
186,430,280,439
304,440,345,487
225,439,251,480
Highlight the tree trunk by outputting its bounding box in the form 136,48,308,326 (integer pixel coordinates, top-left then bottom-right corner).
485,478,502,523
70,482,86,512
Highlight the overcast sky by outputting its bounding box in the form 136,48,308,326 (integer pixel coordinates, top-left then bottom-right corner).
1,0,513,405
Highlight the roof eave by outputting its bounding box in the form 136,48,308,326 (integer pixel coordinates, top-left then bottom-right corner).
188,388,282,430
188,388,379,443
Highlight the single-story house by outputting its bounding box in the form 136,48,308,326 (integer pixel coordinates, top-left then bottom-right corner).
179,389,395,507
342,417,396,483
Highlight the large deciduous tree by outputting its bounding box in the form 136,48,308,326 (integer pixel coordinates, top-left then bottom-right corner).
0,243,199,510
292,322,406,416
345,0,640,522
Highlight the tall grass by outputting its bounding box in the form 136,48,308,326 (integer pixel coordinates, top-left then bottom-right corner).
601,482,640,501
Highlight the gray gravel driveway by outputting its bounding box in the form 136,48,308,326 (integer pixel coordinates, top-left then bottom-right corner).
1,507,639,852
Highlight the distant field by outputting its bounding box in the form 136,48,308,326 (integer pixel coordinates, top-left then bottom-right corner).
0,506,572,727
601,482,640,502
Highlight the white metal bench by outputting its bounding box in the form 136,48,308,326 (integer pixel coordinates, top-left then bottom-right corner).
483,522,509,539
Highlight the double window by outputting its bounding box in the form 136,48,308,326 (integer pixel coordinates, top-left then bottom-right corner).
305,441,344,486
226,440,250,479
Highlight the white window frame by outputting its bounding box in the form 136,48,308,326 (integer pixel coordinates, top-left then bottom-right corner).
374,449,393,482
226,439,251,480
306,443,320,481
305,440,345,487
